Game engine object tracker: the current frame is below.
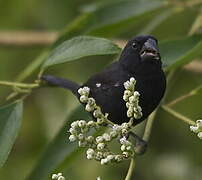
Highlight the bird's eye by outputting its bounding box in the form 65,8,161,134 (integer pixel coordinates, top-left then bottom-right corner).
132,42,137,49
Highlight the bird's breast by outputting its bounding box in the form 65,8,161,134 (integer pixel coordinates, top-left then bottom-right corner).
134,71,166,120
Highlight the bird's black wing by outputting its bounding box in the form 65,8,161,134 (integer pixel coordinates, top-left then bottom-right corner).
83,62,130,124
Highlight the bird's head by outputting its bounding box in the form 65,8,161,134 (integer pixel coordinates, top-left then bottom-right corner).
119,35,162,73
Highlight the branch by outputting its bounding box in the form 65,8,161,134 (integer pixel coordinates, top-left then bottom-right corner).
162,105,195,126
0,31,58,47
167,85,202,107
0,80,39,88
125,157,136,180
143,110,157,142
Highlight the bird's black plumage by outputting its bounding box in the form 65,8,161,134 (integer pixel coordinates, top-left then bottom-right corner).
42,35,166,125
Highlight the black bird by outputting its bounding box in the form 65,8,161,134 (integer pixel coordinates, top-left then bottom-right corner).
42,35,166,126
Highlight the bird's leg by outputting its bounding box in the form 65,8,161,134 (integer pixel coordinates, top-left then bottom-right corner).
128,131,147,155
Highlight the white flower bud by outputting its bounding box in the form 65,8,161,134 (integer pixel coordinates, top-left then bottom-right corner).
101,158,108,165
121,145,126,151
126,102,130,108
126,145,132,151
97,143,105,150
83,86,90,95
58,176,65,180
78,88,84,95
69,135,76,142
102,133,111,141
58,173,62,177
115,155,123,162
78,120,86,128
124,81,131,90
122,123,129,129
121,128,128,134
97,118,104,124
87,98,96,106
69,128,77,135
123,95,128,102
52,174,58,179
134,111,142,119
133,91,140,97
87,154,93,160
137,106,142,112
93,109,102,118
78,133,84,140
106,155,114,161
129,96,136,103
96,152,103,160
124,90,132,96
130,77,136,84
71,121,78,128
113,125,122,132
123,90,132,101
127,109,133,118
122,151,130,158
79,95,88,103
78,87,90,96
198,132,202,139
85,104,94,112
87,148,95,155
86,136,94,143
196,120,202,128
87,121,95,127
190,125,199,133
119,137,127,144
96,136,104,143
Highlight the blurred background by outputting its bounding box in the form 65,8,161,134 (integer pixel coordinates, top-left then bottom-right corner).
0,0,202,179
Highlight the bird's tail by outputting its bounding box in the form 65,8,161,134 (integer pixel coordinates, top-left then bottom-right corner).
41,75,80,96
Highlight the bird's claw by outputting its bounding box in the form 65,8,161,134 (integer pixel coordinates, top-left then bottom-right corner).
128,132,147,155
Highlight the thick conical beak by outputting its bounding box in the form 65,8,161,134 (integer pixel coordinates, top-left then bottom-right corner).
140,38,160,60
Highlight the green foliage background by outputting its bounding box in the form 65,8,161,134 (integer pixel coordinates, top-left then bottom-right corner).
0,0,202,179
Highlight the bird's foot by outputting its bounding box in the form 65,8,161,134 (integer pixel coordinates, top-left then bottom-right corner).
128,132,147,155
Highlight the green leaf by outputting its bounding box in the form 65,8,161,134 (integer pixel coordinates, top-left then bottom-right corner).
17,0,167,81
160,35,202,71
42,36,121,69
152,8,199,40
28,105,91,180
86,0,165,33
0,101,23,168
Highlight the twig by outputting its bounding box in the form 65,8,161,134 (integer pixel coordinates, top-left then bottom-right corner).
166,93,194,107
0,31,58,47
125,157,136,180
167,85,202,107
143,110,157,142
162,105,195,126
0,80,39,88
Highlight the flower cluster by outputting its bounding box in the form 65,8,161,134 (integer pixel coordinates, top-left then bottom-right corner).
68,77,142,165
78,86,110,125
52,173,65,180
123,77,142,119
190,120,202,139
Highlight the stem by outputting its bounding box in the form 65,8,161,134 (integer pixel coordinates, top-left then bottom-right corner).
143,110,157,142
0,31,57,47
125,157,136,180
162,105,195,126
166,93,193,107
167,85,202,107
0,81,39,88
